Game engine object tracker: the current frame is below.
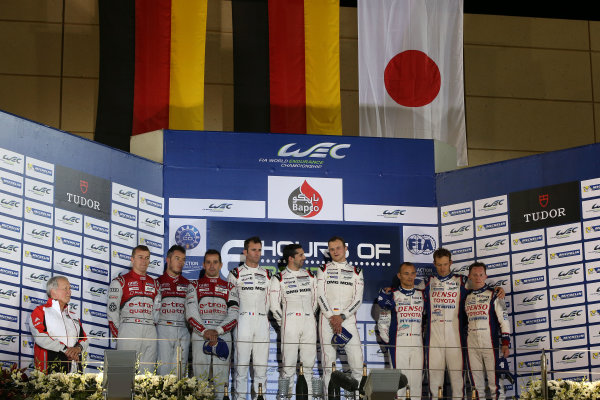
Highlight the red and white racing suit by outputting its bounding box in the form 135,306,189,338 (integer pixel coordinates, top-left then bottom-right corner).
317,261,364,393
186,275,238,398
29,298,88,373
228,264,272,400
377,287,425,399
465,286,510,400
107,270,161,371
157,272,191,375
270,267,318,396
424,273,468,400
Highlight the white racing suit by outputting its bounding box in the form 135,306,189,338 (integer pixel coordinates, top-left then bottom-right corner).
270,267,318,397
186,275,238,398
465,286,510,400
377,287,425,399
157,272,191,375
317,261,364,393
228,264,272,400
423,273,468,400
107,270,161,371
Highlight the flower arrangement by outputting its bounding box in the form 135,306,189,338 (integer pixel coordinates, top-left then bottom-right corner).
0,365,215,400
519,377,600,400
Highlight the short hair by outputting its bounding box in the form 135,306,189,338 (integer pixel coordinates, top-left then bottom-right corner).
327,236,346,246
131,245,150,257
167,245,186,258
398,262,415,272
433,247,452,261
244,236,261,250
204,249,222,264
47,275,68,298
283,244,303,263
468,262,487,274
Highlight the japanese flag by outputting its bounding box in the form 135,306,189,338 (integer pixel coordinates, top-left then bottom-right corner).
358,0,467,166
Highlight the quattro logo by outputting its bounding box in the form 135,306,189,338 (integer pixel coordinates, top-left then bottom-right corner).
288,180,322,218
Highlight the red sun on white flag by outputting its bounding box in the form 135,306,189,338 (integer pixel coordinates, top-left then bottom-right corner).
384,50,441,107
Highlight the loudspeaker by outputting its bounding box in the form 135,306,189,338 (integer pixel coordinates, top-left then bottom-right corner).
103,350,137,400
363,369,405,400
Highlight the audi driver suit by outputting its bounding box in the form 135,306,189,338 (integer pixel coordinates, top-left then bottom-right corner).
423,272,468,400
157,272,191,375
107,270,161,371
270,267,318,396
186,275,238,398
29,298,89,373
228,264,272,400
377,287,425,399
317,261,364,393
465,285,510,400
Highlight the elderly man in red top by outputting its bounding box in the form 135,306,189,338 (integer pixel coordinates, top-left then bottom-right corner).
29,275,88,373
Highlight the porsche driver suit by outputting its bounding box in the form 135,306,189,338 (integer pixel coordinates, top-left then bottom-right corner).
377,287,425,399
270,267,318,396
186,275,238,398
157,272,191,375
317,261,364,393
466,286,510,400
228,264,272,400
107,270,161,371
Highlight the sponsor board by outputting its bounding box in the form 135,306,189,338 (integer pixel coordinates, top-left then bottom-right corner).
510,229,545,252
54,229,82,254
474,194,508,217
486,276,511,294
402,225,439,263
53,250,82,277
512,270,547,293
168,218,207,263
584,218,600,241
111,182,138,208
451,260,470,276
587,281,600,304
509,181,580,233
139,191,164,215
589,307,600,325
138,231,163,255
479,254,511,277
82,258,110,283
68,299,82,319
110,265,129,281
67,277,82,299
147,254,163,277
441,220,473,243
550,305,586,329
82,280,108,304
582,177,600,199
82,322,109,348
548,264,583,285
21,265,51,290
443,240,475,261
0,237,21,262
546,222,581,245
511,249,546,272
111,203,137,228
20,333,34,356
585,239,600,261
0,329,19,354
344,204,438,225
0,307,19,331
553,371,589,382
552,348,589,371
0,282,19,307
138,210,164,235
0,192,23,218
23,221,53,247
513,291,548,313
0,147,24,174
582,198,600,220
111,244,132,267
169,198,265,219
22,243,51,269
514,332,550,352
476,234,509,257
25,157,54,182
0,214,22,240
23,199,52,224
547,243,582,267
83,237,110,262
0,260,20,285
551,326,587,349
0,171,23,196
54,208,82,233
475,215,509,238
550,284,585,308
82,301,108,326
516,353,547,375
268,176,343,221
21,287,47,310
83,216,110,241
24,178,53,204
440,201,473,224
514,310,549,334
589,325,600,345
110,223,137,248
54,165,111,221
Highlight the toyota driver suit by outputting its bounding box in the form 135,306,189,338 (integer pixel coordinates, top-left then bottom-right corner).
107,270,161,371
157,272,191,375
187,274,238,397
466,285,510,400
270,267,318,396
378,287,426,399
317,260,364,392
